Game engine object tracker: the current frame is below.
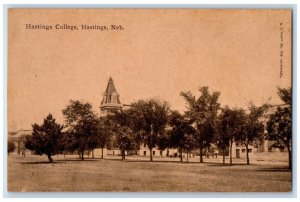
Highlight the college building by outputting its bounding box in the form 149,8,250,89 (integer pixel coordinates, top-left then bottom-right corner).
8,77,286,160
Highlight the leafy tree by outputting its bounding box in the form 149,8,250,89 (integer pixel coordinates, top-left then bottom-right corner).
62,100,98,160
266,87,292,169
157,131,171,152
215,116,230,164
181,86,220,163
115,126,134,160
236,103,268,165
168,110,195,162
108,109,139,160
7,140,16,155
25,114,64,163
129,99,169,161
183,133,196,162
60,131,77,155
96,117,112,159
217,107,245,165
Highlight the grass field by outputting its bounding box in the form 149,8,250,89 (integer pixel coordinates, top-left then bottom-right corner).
7,154,291,192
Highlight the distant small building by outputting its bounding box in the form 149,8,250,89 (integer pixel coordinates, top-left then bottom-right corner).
7,129,32,155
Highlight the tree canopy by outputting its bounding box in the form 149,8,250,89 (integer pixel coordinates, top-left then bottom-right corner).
128,99,169,161
181,86,220,162
266,87,292,169
25,114,64,162
62,100,98,160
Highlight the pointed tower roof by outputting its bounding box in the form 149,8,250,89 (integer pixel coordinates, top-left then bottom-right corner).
101,77,121,104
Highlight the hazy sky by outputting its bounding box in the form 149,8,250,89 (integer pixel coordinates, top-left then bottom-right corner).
8,9,291,131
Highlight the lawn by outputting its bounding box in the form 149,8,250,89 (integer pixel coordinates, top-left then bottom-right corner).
7,154,291,192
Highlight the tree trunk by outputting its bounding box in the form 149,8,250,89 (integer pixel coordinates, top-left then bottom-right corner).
81,149,84,161
187,152,189,163
47,154,53,163
92,149,94,159
222,149,225,164
245,144,250,165
229,140,233,166
206,147,209,159
150,147,153,162
199,145,203,163
122,150,126,160
101,147,104,159
287,144,291,170
180,148,183,162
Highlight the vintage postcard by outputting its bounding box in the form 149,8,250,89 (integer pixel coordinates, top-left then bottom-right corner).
7,8,292,192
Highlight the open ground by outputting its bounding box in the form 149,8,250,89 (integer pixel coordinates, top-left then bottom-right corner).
7,153,291,192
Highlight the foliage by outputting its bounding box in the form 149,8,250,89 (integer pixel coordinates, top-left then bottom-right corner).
95,117,112,158
115,126,134,160
216,106,245,165
236,103,268,164
25,114,64,162
128,99,169,161
266,87,292,169
62,100,98,160
8,140,16,155
168,110,195,162
180,86,220,162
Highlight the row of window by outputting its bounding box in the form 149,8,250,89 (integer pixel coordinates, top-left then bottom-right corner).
143,150,163,156
241,149,252,153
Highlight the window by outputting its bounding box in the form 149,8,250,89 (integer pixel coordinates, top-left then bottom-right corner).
248,149,252,153
160,151,163,156
153,151,155,156
143,143,146,148
242,149,246,153
144,151,146,156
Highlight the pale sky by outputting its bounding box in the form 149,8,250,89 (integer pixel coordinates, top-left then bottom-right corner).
8,9,292,131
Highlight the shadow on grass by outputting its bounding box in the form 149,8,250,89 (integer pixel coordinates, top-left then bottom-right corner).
21,161,65,164
256,167,291,172
205,162,249,166
21,158,101,164
95,158,233,166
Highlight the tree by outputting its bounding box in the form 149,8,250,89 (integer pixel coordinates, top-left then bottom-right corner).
213,120,229,164
183,133,196,162
62,100,98,160
168,110,195,162
215,117,230,164
115,126,134,160
7,140,16,155
60,131,77,155
181,87,220,163
25,114,64,163
236,103,268,165
217,107,245,165
129,99,169,162
96,117,112,159
17,135,27,157
266,87,292,169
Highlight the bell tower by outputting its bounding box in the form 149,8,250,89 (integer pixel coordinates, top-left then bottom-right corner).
100,77,122,116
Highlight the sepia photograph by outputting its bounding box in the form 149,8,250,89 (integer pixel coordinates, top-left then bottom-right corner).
7,8,292,192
